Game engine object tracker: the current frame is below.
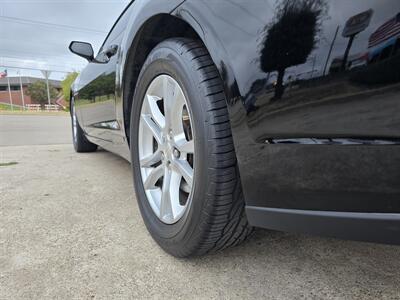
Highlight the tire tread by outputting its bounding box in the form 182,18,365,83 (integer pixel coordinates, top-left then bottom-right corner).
175,38,253,256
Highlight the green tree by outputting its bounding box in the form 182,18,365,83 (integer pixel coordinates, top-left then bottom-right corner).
61,72,79,110
26,81,58,107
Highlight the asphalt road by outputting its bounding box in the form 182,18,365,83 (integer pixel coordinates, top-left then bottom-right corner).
1,114,400,299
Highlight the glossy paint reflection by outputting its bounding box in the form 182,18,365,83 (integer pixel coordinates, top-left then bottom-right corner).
179,0,400,212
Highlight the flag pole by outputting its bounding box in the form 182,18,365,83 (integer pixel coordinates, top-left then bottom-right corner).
7,76,13,111
18,70,25,109
46,75,51,105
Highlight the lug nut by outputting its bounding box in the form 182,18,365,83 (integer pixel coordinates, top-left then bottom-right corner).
173,149,180,158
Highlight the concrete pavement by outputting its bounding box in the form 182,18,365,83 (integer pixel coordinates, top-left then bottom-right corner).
1,114,400,299
0,114,71,146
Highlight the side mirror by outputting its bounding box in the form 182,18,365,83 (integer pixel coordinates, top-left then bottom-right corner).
69,41,95,62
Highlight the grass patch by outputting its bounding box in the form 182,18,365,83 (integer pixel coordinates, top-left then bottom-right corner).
0,161,18,167
0,103,24,111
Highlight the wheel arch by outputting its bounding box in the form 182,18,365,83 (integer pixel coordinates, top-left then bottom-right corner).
122,14,200,144
122,10,241,145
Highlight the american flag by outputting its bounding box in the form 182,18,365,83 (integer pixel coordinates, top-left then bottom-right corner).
0,69,7,78
368,13,400,48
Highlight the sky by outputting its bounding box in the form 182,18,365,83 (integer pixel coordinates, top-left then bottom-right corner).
1,0,397,84
0,0,130,81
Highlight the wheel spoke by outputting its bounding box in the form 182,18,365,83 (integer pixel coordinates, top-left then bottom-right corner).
141,114,162,144
140,151,162,168
171,171,185,217
175,135,194,154
143,165,164,190
145,95,165,129
160,167,173,220
163,76,178,130
172,159,193,188
170,87,186,134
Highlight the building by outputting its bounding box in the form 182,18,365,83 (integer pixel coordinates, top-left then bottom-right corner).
0,76,64,107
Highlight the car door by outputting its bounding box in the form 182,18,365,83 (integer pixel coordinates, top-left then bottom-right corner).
182,0,400,213
75,5,132,142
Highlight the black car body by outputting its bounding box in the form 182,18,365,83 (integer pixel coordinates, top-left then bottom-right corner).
71,0,400,252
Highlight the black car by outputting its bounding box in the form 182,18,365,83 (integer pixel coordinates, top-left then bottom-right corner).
69,0,400,257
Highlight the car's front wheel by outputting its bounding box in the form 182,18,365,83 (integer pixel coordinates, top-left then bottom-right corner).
130,38,253,257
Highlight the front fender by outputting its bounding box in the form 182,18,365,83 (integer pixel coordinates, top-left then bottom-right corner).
116,0,186,138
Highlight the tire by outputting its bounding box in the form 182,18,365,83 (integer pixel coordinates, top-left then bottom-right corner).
130,38,253,257
71,98,98,153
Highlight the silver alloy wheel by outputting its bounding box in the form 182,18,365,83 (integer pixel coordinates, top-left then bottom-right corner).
138,75,195,224
72,100,78,144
